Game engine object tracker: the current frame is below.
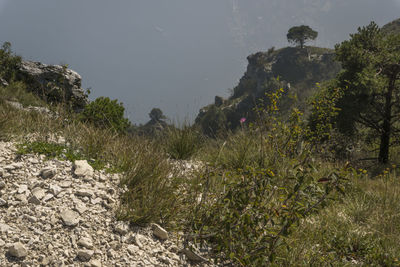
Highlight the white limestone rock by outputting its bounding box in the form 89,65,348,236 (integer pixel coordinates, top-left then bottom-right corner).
152,223,169,240
73,160,94,177
78,237,93,249
60,209,80,227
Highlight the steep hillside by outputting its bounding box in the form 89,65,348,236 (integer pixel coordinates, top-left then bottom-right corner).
382,18,400,35
195,46,341,135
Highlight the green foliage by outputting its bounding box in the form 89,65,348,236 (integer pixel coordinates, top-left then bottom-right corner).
165,124,202,160
0,81,44,107
188,88,353,265
190,165,349,266
0,42,21,82
149,107,166,122
287,25,318,48
334,21,400,163
274,169,400,265
196,105,228,137
308,83,343,143
16,141,105,170
202,130,260,170
80,96,130,132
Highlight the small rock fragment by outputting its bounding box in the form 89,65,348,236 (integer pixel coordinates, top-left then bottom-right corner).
0,223,12,233
42,193,54,202
49,184,62,196
28,195,41,205
114,222,129,235
73,160,94,177
75,189,94,198
59,180,72,188
181,249,208,262
78,237,93,249
17,184,28,194
127,244,139,255
89,259,102,267
8,242,27,258
40,167,57,179
60,209,79,226
152,223,169,240
77,249,94,262
0,198,7,206
31,187,46,200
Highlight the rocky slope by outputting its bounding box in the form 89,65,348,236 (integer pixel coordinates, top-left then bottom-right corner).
195,46,341,135
0,140,211,266
382,18,400,35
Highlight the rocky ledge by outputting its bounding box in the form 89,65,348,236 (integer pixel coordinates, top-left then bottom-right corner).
0,141,212,266
17,61,88,111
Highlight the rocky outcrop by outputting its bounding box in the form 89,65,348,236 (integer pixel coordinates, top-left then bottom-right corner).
195,46,341,135
17,61,88,111
0,140,213,266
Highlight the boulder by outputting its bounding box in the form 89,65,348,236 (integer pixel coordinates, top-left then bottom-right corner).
18,61,88,111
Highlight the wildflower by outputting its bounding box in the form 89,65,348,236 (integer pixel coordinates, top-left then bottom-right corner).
240,117,246,124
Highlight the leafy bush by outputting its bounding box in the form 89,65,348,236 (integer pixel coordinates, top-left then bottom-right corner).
189,164,350,266
80,96,130,132
184,88,355,265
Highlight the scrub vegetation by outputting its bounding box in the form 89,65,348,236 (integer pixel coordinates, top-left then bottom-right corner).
1,19,400,266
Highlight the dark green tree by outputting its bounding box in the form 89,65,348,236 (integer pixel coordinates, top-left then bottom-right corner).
80,97,130,132
149,108,166,122
287,25,318,48
0,42,22,82
334,22,400,163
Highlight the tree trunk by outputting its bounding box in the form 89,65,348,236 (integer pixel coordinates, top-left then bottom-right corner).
378,78,395,163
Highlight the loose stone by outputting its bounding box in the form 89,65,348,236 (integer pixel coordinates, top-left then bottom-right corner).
8,242,28,258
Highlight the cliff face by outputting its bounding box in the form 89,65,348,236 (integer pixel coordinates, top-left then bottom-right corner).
195,46,341,136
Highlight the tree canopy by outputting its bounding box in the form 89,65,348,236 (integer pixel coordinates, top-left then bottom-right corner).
334,22,400,163
287,25,318,48
149,108,166,122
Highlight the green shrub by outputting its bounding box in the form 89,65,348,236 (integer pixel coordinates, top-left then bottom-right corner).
80,96,130,132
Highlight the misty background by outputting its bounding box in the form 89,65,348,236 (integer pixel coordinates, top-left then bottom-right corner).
0,0,399,124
